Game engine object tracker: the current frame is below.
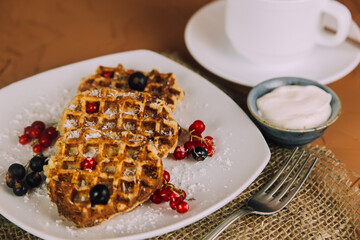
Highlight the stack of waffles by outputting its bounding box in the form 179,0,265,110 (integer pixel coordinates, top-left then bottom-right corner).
44,65,185,227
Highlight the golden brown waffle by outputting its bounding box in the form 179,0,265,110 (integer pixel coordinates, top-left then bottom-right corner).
58,87,179,158
77,64,185,112
45,128,163,227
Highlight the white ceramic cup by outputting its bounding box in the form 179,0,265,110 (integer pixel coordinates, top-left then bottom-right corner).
225,0,352,66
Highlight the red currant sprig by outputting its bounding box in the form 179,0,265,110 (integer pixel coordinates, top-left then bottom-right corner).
150,170,189,213
173,120,216,161
18,120,59,154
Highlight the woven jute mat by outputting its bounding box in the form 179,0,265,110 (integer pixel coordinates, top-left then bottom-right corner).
1,144,359,239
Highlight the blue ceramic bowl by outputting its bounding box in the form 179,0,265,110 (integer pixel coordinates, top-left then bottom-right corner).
247,77,341,147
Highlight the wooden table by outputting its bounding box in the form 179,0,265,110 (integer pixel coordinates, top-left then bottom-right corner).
0,0,359,176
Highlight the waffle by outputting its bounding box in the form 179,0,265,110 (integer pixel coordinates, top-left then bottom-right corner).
58,87,179,158
45,128,163,227
77,64,185,112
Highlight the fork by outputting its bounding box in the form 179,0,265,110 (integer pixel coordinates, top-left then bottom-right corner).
202,147,318,240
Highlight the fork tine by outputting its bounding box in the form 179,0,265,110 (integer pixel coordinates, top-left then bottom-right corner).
274,154,313,201
256,147,299,195
277,156,318,206
265,150,305,197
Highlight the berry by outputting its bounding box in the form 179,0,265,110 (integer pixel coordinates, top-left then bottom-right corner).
8,163,26,180
184,141,195,155
189,120,205,135
19,134,31,145
177,189,187,201
196,142,207,149
13,181,28,196
102,71,114,78
192,146,208,161
128,72,148,91
24,126,33,136
31,121,45,132
163,170,170,184
26,172,42,188
190,132,203,145
176,201,189,213
150,189,162,204
39,133,52,148
45,127,58,140
169,200,179,210
30,128,41,139
173,146,186,160
169,189,181,202
81,157,96,170
29,156,46,172
204,136,214,146
86,102,100,114
206,145,216,157
159,186,172,202
90,184,110,205
33,144,43,154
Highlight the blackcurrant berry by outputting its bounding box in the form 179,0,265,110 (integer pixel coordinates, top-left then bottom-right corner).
8,163,26,180
26,172,42,188
13,181,28,196
192,146,208,161
90,184,110,206
128,72,148,91
29,156,46,172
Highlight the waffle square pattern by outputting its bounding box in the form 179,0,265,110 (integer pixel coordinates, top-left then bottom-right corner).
78,64,185,112
45,86,180,227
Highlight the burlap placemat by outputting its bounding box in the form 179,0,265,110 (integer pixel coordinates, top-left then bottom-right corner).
1,144,359,239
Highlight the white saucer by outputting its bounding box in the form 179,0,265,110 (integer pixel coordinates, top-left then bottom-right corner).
185,0,360,87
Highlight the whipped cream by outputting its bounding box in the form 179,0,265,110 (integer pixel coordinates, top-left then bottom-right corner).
256,85,332,129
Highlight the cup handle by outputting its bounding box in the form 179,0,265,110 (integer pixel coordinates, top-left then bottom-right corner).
316,0,351,47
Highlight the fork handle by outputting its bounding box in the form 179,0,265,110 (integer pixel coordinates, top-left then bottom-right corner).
202,207,253,240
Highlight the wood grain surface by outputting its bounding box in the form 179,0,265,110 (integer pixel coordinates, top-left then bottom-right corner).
0,0,359,174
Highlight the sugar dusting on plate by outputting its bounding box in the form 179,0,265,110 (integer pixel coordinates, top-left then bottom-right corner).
0,88,237,237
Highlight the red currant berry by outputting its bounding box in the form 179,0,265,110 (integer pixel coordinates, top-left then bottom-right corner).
102,71,113,78
45,127,58,140
169,200,179,210
160,186,172,202
24,126,33,137
30,128,41,139
190,132,203,145
150,189,162,204
204,136,214,146
39,134,52,148
178,189,187,200
19,134,30,145
169,189,181,202
207,145,216,157
31,121,46,132
81,157,96,170
86,102,100,114
176,201,189,213
33,144,43,154
184,141,195,155
173,146,186,160
189,120,205,135
196,142,207,149
163,170,170,184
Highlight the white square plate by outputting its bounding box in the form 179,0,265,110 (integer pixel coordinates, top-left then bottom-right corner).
0,50,270,239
